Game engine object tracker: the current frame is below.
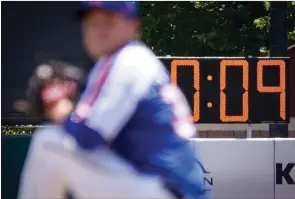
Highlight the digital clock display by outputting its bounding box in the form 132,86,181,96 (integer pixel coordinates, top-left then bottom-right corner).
160,57,289,123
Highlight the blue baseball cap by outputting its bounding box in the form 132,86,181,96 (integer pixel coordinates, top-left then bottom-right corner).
76,1,140,20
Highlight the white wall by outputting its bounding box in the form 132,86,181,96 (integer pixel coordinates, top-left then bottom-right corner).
192,138,295,199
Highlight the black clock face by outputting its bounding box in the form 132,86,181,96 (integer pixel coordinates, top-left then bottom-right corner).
161,57,289,124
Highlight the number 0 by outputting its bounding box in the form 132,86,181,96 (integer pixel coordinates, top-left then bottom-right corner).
171,60,200,122
220,60,249,122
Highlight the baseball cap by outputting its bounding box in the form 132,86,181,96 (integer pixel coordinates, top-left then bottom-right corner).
76,1,140,20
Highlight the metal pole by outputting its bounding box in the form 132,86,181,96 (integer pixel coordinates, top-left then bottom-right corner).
247,124,252,138
269,1,289,138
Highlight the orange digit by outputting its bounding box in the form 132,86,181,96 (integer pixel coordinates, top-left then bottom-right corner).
257,60,286,120
220,60,249,122
171,60,200,122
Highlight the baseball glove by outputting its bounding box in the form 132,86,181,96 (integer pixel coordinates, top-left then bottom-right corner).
14,59,86,118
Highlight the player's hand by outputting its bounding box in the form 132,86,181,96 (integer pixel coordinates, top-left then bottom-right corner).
41,82,75,122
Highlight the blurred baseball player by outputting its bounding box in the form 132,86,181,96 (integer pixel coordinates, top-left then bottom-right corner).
63,1,207,199
18,1,208,199
18,60,174,199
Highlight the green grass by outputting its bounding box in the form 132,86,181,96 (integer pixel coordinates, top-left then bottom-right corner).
1,125,37,135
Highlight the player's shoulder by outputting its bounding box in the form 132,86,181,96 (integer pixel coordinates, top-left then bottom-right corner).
118,41,155,59
114,41,169,81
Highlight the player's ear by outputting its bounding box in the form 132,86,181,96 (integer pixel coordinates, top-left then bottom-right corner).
132,19,141,30
129,19,141,37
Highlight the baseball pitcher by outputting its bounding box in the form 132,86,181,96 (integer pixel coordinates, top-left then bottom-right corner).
17,60,174,199
18,2,208,199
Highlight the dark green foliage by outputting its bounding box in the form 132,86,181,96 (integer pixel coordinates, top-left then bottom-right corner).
140,1,295,56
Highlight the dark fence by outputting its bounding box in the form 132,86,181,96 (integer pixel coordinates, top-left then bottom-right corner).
1,136,32,199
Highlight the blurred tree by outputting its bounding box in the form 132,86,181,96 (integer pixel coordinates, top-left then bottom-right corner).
140,1,295,56
254,1,295,55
